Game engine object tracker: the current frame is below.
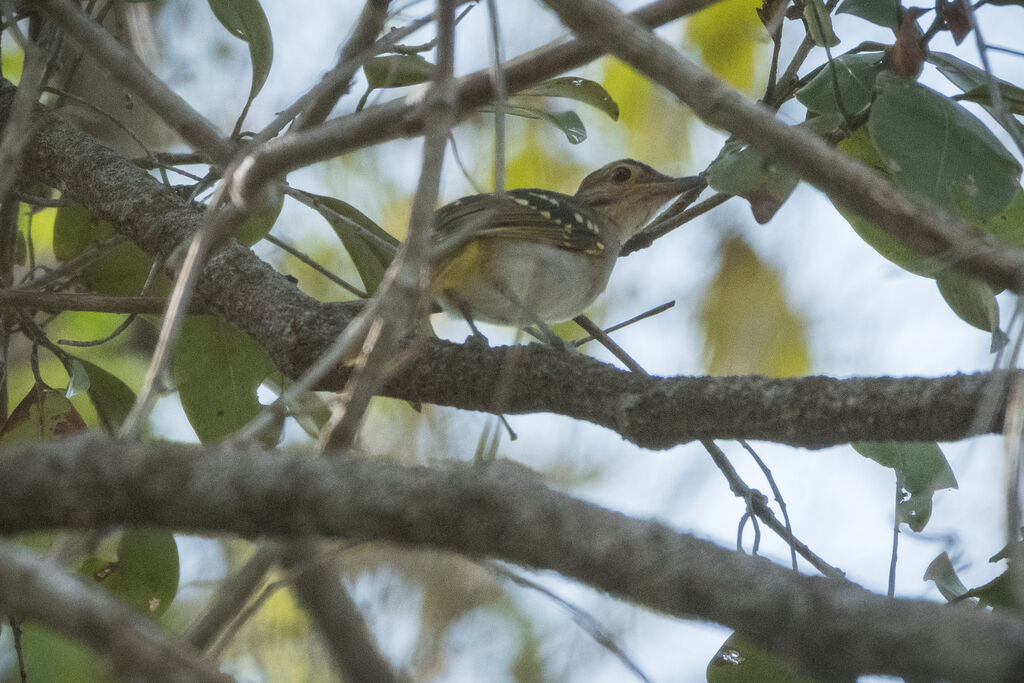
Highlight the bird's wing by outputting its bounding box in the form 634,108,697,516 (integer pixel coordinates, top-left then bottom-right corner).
434,190,605,256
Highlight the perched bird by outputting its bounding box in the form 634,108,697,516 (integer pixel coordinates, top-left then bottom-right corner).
430,159,706,330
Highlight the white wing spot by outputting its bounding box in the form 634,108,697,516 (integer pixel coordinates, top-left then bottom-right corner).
513,197,531,206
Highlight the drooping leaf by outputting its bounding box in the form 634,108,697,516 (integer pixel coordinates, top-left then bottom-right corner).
117,528,180,617
835,0,898,28
306,192,399,296
939,0,971,43
517,77,619,120
954,83,1024,116
484,104,587,144
796,52,887,116
0,386,87,444
65,359,91,398
208,0,274,105
923,552,969,601
869,73,1021,222
76,358,137,434
81,529,180,617
363,53,435,90
708,632,821,682
803,0,841,47
935,271,1007,350
173,316,276,443
707,114,843,222
853,442,957,532
930,51,1024,142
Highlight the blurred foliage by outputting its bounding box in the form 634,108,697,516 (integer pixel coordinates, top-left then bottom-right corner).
699,235,810,377
600,57,694,164
686,0,767,92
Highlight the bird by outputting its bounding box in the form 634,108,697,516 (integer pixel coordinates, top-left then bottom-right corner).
429,158,706,331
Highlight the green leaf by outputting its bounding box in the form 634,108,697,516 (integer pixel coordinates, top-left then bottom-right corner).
208,0,274,103
923,552,969,601
517,76,619,120
930,52,1024,142
954,83,1024,116
853,442,957,531
173,316,276,443
306,192,399,295
76,358,137,434
804,0,841,47
796,52,887,116
65,359,91,398
116,528,180,616
53,201,107,260
869,73,1021,222
837,127,948,276
363,54,435,89
836,0,899,27
484,104,588,144
980,186,1024,250
0,386,87,444
708,632,820,682
707,115,843,222
53,201,169,296
855,442,958,493
81,529,180,617
14,625,105,682
936,271,1007,350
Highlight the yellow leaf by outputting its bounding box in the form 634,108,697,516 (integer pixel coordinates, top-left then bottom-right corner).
686,0,768,92
503,129,584,193
601,58,694,163
699,235,809,376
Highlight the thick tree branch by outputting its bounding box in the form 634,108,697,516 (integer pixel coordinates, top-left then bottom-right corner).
1,435,1023,682
0,77,1010,448
0,540,229,683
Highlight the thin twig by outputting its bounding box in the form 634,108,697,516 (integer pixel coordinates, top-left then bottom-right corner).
264,234,368,299
486,562,653,683
739,439,799,572
319,0,457,452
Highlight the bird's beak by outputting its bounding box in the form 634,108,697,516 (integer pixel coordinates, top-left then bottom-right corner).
663,172,708,198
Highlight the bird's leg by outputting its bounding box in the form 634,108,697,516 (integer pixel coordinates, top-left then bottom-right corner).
444,289,490,347
490,282,572,351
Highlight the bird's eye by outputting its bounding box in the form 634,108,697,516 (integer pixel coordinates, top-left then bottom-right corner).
610,166,632,183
